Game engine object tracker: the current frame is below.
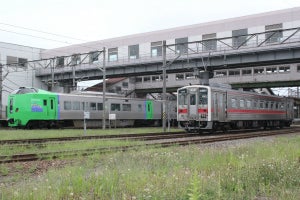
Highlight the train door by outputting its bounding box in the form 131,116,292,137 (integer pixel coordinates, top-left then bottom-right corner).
213,92,218,120
145,100,153,119
48,97,56,118
218,92,227,122
188,90,197,118
213,91,226,121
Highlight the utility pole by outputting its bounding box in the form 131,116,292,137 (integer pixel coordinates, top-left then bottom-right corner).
0,63,2,120
162,40,167,132
51,59,55,91
102,47,106,130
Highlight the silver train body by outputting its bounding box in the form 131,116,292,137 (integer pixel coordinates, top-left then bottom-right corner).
58,93,177,128
177,85,294,132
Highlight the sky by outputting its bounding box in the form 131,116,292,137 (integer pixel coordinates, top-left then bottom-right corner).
1,0,300,49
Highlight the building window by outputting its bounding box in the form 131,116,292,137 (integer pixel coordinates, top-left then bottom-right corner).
297,65,300,72
152,75,160,82
89,51,99,63
175,37,188,54
265,23,283,43
18,58,28,67
71,54,81,65
56,57,64,67
143,76,151,82
185,73,195,79
115,86,121,93
202,33,217,51
232,28,248,48
108,48,118,62
229,70,240,76
278,66,290,73
135,77,142,83
242,69,252,75
215,70,227,77
6,56,18,65
176,73,184,80
254,68,264,74
151,41,162,57
266,67,277,74
122,82,128,88
128,45,139,59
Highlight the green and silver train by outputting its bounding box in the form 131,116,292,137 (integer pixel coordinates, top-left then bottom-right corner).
7,87,175,128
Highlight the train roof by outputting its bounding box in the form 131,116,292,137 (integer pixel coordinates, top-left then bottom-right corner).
10,87,161,101
178,84,288,99
11,87,53,95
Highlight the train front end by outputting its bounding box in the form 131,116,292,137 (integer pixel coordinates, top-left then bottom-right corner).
177,85,212,132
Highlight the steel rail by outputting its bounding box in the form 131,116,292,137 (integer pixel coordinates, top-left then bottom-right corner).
1,128,299,164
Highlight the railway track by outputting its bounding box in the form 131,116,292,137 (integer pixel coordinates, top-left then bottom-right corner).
0,131,187,145
1,127,299,164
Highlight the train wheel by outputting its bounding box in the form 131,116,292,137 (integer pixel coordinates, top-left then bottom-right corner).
26,122,34,129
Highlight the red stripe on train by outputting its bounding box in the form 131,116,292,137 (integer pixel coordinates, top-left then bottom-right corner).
178,109,188,114
227,109,286,114
198,109,208,113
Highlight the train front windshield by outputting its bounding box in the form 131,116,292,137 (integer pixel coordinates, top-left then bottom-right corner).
178,89,188,105
199,88,208,106
178,87,208,106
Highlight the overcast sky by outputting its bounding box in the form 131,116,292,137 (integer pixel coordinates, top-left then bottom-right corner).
1,0,300,49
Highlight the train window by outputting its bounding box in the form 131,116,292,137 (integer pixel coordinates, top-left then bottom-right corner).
253,101,257,108
111,103,120,111
199,88,208,105
72,101,80,110
138,104,142,112
280,103,284,109
43,100,47,106
90,102,97,110
240,100,245,108
122,104,131,111
231,99,237,108
266,102,269,109
51,99,54,110
259,101,264,109
270,102,274,109
190,94,196,105
82,102,88,111
97,103,103,111
246,100,251,108
275,102,279,109
64,101,72,110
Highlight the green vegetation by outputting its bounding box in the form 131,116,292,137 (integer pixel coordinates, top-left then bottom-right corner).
0,127,181,140
0,135,299,199
0,139,141,156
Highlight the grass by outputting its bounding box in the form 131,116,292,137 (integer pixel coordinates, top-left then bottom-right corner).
0,139,142,156
0,127,181,140
0,134,299,199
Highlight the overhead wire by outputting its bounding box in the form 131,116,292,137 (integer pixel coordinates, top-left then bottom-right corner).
0,22,108,60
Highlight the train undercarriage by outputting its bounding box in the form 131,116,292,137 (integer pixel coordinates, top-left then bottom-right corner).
179,119,292,133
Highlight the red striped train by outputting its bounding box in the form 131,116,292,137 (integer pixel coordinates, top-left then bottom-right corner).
177,84,294,133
